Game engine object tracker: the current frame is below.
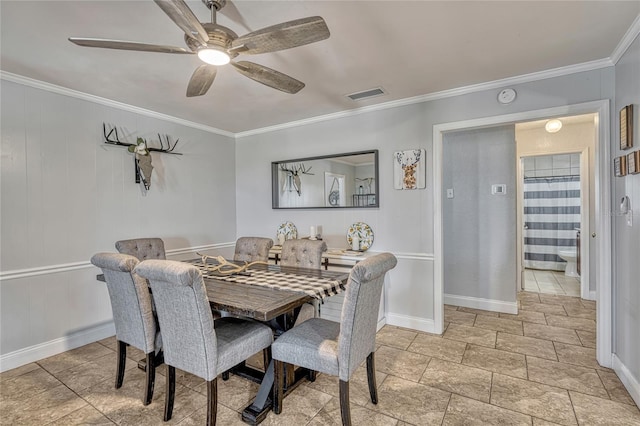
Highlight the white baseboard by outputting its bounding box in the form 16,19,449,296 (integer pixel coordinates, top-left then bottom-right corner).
588,290,596,301
444,293,518,314
386,313,437,334
0,321,115,373
377,316,387,332
612,354,640,408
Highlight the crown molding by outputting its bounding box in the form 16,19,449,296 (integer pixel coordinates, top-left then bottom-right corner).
2,54,615,140
235,58,613,138
610,14,640,64
0,71,235,138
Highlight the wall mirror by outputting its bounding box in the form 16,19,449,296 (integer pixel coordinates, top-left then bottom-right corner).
272,150,379,209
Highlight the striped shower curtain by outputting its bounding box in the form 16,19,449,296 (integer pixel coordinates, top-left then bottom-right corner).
523,176,580,271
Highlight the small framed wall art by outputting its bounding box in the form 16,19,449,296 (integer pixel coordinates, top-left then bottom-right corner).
614,155,627,177
620,104,634,150
628,150,640,175
394,149,426,189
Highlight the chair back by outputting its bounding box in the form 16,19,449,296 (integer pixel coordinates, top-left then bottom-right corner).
134,260,218,381
90,253,158,354
338,253,397,381
281,239,327,269
234,237,274,263
116,238,166,260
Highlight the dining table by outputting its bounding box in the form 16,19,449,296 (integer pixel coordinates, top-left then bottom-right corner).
185,258,350,424
98,257,351,425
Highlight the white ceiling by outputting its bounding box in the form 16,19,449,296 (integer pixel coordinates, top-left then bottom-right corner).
1,1,639,134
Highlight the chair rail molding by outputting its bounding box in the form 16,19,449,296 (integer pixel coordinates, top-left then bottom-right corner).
0,242,235,282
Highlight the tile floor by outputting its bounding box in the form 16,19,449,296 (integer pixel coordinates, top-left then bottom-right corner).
524,268,581,296
1,292,639,425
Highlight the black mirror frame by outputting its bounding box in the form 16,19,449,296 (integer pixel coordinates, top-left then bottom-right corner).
272,150,379,209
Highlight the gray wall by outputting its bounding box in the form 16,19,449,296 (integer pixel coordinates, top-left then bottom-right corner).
0,80,237,362
443,125,517,303
613,33,640,393
235,67,615,331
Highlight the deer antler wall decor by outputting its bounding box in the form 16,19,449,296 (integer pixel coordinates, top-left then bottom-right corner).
103,123,182,155
102,123,182,193
280,163,314,196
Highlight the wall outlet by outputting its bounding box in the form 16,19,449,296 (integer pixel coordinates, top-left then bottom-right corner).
446,188,454,199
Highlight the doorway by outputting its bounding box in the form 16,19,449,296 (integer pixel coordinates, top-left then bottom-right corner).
433,100,612,368
519,153,584,296
515,114,596,301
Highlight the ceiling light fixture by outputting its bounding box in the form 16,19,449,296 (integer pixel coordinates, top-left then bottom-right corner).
545,119,563,133
197,47,230,66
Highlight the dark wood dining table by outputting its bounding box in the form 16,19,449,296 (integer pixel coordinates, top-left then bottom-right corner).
99,259,350,424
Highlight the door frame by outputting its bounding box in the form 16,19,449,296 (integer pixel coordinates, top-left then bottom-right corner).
433,100,612,367
516,147,590,300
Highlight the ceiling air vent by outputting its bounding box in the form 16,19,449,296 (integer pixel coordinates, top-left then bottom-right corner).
346,87,386,101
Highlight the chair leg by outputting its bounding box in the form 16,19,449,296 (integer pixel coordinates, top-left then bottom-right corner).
115,340,126,389
307,370,317,382
339,380,351,426
366,351,378,404
164,365,175,421
273,360,284,414
143,352,156,405
262,347,272,373
221,371,229,381
206,378,217,426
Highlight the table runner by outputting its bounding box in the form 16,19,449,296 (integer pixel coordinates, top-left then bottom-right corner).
186,260,346,300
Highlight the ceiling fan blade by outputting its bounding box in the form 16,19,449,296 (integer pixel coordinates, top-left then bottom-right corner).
231,16,329,55
232,61,304,94
186,65,217,97
154,0,209,45
69,38,193,54
219,1,252,33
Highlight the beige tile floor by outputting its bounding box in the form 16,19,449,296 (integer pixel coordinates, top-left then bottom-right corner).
1,292,639,425
524,268,581,296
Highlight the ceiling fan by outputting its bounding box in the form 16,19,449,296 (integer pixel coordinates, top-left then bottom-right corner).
69,0,330,97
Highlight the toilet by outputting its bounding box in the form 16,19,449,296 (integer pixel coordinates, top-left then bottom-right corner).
558,248,579,277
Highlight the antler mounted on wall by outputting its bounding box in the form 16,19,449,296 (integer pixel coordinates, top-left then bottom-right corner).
102,123,183,193
280,163,314,196
103,123,182,155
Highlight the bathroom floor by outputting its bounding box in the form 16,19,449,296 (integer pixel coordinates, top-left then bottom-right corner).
524,268,580,296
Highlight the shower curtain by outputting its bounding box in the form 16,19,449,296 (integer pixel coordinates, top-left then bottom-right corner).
523,176,580,271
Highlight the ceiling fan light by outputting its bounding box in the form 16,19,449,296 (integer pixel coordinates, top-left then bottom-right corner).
197,47,230,66
545,119,563,133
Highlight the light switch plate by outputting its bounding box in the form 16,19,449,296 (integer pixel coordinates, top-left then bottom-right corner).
491,184,506,195
447,188,454,199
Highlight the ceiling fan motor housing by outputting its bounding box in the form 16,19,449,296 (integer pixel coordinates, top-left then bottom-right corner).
202,0,226,11
185,23,238,57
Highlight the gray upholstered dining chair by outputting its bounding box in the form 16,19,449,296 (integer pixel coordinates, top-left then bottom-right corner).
134,259,274,425
280,239,327,269
233,236,274,263
90,252,162,406
272,253,397,426
280,239,328,326
115,237,166,260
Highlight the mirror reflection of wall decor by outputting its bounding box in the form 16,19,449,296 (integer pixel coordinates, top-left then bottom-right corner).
394,149,426,189
614,155,628,177
620,104,634,150
325,172,346,207
272,150,379,209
